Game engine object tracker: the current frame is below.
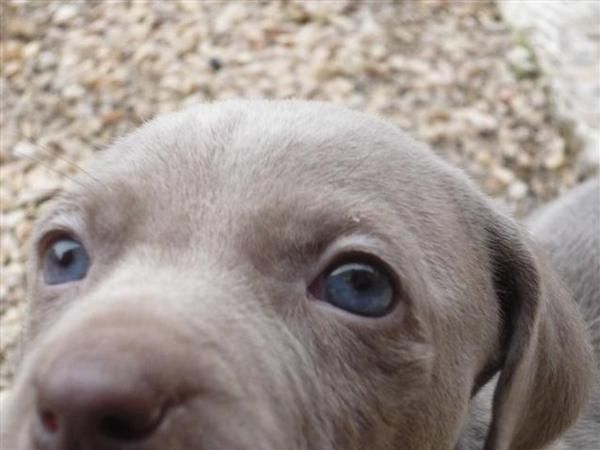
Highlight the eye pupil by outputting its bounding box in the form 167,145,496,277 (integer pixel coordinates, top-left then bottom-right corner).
350,271,373,291
52,241,79,267
61,252,73,266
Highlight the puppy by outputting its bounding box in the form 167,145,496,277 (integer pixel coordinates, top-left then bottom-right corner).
459,178,600,449
1,100,594,450
528,178,599,450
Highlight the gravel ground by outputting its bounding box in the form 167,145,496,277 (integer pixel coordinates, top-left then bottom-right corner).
1,0,597,391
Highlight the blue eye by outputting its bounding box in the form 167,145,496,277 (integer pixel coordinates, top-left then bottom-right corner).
43,238,90,285
318,260,395,317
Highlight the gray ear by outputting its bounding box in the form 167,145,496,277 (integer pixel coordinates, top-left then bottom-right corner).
482,213,594,450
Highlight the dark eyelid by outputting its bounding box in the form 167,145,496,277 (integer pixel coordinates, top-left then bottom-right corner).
322,251,400,293
31,210,86,257
36,229,79,258
324,251,394,274
307,234,400,285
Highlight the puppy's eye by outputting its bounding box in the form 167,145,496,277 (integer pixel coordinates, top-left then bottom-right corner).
312,259,395,317
43,238,89,285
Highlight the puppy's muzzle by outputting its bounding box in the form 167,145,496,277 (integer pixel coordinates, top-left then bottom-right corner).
33,350,166,448
28,307,201,450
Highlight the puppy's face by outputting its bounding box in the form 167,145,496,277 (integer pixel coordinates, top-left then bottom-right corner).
3,101,592,450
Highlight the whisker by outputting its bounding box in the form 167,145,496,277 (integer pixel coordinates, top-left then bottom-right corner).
24,143,110,192
12,150,90,191
15,188,62,206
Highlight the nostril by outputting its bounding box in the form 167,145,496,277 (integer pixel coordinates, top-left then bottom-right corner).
40,409,59,433
97,407,166,441
100,414,144,441
34,400,166,445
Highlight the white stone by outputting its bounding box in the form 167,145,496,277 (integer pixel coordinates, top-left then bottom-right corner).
53,4,79,25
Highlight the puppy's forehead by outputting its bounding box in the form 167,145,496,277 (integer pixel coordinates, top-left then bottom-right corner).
52,101,446,254
91,99,424,188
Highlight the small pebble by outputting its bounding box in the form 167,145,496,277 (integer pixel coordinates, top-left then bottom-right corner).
53,4,79,26
508,180,529,200
209,57,223,72
507,45,539,78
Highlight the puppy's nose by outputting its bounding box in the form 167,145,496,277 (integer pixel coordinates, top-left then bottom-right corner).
33,353,166,447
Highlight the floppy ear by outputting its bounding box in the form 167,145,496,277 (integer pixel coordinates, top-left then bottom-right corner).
482,212,594,450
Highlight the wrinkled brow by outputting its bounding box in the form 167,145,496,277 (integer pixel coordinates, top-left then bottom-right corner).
31,182,141,250
32,194,86,239
239,200,395,280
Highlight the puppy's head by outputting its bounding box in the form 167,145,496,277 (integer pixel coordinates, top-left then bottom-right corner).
3,100,593,450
